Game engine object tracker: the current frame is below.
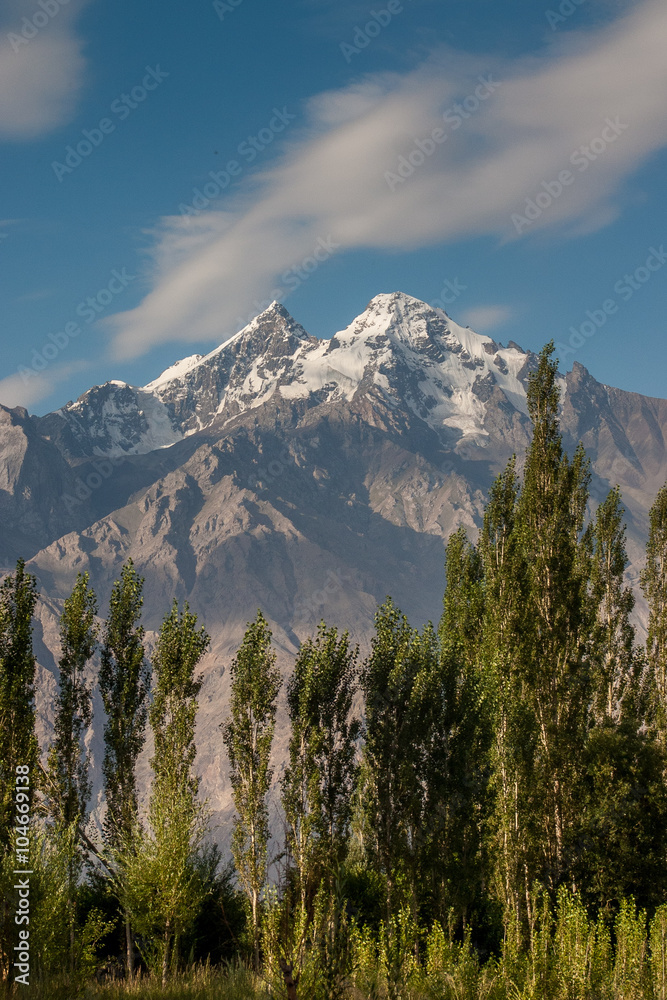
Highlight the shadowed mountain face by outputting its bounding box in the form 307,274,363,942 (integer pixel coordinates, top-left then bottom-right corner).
2,291,666,838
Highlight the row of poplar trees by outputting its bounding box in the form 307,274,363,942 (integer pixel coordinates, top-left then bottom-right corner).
222,341,667,975
1,342,667,987
0,554,214,986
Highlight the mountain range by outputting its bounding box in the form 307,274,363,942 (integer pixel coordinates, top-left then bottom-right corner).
2,290,666,836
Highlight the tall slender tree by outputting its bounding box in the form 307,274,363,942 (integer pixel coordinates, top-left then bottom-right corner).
590,486,640,725
139,601,210,986
360,599,438,924
46,572,98,970
0,560,39,840
641,482,667,746
0,560,39,979
46,572,98,829
99,559,150,978
478,345,596,929
431,526,488,928
223,611,281,971
282,622,360,909
478,458,532,928
514,342,593,893
571,485,667,912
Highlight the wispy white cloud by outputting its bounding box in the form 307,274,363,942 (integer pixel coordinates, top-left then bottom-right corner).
459,305,515,331
0,360,89,410
0,0,90,139
15,287,56,304
106,0,667,358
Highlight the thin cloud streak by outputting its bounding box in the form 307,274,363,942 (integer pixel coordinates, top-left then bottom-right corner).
106,0,667,359
0,0,90,139
0,360,90,410
459,305,515,331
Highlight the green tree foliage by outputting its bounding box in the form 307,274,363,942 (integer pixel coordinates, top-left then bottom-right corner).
100,560,149,847
514,342,593,893
0,560,39,835
115,812,211,986
477,344,595,927
0,559,38,978
575,723,667,912
478,457,533,927
360,598,439,924
572,485,667,912
222,611,281,971
46,572,98,830
590,486,641,724
139,600,211,986
641,482,667,745
282,622,360,908
99,559,150,977
27,825,110,992
45,572,98,972
430,527,489,929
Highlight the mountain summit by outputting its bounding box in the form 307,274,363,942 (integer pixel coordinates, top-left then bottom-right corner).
36,292,534,461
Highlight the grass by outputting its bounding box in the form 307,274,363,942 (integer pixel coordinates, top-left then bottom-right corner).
14,966,267,1000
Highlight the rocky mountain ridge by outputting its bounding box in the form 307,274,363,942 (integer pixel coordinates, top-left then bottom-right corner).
35,294,534,459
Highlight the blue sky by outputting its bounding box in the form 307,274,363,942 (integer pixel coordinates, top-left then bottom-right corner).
1,0,666,414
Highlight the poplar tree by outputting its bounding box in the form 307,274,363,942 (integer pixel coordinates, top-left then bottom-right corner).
46,572,98,830
0,560,39,841
478,345,595,926
590,486,639,724
0,560,38,978
641,483,667,745
223,611,281,971
432,527,488,927
99,559,150,978
282,622,360,908
46,572,98,970
513,342,593,892
122,601,210,986
360,599,438,923
478,458,533,927
571,485,667,911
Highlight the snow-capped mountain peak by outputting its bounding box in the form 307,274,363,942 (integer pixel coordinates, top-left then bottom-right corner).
36,293,537,459
144,354,204,391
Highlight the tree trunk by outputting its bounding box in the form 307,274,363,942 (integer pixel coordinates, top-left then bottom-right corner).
125,911,134,979
386,871,394,927
252,889,260,972
279,957,298,1000
69,893,75,975
162,921,170,988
